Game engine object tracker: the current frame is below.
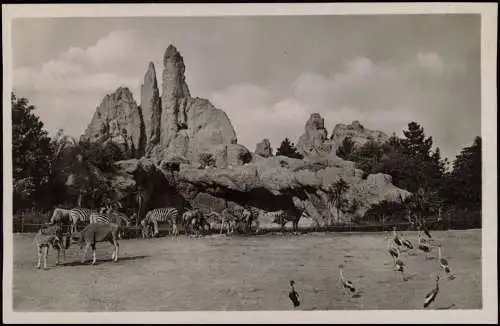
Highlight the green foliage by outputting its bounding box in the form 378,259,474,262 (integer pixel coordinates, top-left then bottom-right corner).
199,153,216,168
276,138,304,160
12,93,53,209
336,136,356,160
441,136,481,209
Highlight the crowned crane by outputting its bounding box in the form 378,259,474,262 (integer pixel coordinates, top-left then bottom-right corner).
418,221,432,238
339,264,356,295
402,238,414,250
437,246,451,275
418,233,432,259
394,258,408,281
423,273,440,308
392,226,403,247
288,280,301,308
387,238,400,263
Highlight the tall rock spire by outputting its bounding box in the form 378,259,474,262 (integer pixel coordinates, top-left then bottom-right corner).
141,62,161,152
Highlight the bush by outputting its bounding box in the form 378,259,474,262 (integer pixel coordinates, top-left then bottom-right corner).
199,153,216,168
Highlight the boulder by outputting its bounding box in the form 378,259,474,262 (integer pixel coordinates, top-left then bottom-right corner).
255,139,273,157
297,113,333,157
330,120,389,150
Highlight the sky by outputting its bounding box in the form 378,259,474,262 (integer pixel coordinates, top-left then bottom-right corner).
11,15,481,162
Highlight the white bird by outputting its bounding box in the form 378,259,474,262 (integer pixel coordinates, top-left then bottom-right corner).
423,273,440,308
339,264,356,295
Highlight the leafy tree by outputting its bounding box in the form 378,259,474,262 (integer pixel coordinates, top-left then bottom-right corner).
12,93,53,210
328,178,350,224
444,136,482,209
336,136,356,160
276,138,304,159
199,153,216,168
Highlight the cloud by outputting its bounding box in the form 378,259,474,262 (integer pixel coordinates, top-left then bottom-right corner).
212,52,472,160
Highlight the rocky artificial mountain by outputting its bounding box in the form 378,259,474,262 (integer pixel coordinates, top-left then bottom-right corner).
82,45,410,225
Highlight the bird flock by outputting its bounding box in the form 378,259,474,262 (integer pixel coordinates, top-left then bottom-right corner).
288,225,456,310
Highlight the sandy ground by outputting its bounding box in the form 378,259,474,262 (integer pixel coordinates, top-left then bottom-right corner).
12,229,481,311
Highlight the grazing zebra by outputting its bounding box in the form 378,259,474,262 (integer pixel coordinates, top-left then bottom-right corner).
182,209,210,235
70,223,120,265
89,210,130,239
268,209,302,233
142,208,180,238
203,211,228,235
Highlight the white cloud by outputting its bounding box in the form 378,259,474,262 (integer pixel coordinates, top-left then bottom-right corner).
212,52,470,160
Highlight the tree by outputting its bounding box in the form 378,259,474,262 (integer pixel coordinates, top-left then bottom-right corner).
12,93,53,210
445,136,482,209
276,138,304,159
336,136,356,160
328,178,350,224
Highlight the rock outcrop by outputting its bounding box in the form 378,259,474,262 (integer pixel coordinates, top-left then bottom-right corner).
297,113,333,157
330,120,389,150
255,139,273,157
148,45,239,164
83,87,145,158
141,62,161,153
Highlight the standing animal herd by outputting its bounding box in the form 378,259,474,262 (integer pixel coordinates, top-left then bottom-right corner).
34,201,456,310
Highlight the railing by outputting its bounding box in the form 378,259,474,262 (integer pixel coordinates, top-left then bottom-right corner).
12,209,481,237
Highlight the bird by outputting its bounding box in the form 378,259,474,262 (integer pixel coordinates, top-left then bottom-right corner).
402,238,414,250
339,264,356,295
392,226,403,247
394,258,408,281
288,280,301,308
387,238,400,263
438,246,451,274
418,222,432,238
423,273,440,308
418,233,432,259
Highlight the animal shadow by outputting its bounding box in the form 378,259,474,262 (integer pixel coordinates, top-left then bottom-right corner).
59,255,149,267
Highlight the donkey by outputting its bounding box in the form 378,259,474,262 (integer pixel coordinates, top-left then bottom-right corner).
71,223,120,265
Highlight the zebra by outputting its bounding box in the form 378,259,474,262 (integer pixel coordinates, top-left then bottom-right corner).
220,208,237,235
243,205,262,234
267,209,302,233
89,210,131,239
69,208,99,234
141,208,180,238
182,209,210,235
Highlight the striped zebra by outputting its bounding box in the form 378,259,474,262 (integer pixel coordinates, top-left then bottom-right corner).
49,208,73,229
69,208,99,234
89,210,131,239
182,209,210,235
243,206,262,234
141,208,180,238
204,211,234,235
267,209,302,233
220,208,237,235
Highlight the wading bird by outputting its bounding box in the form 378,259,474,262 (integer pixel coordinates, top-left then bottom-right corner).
392,226,403,247
288,280,301,308
438,246,451,274
339,264,356,295
387,238,400,263
418,233,432,259
423,273,440,308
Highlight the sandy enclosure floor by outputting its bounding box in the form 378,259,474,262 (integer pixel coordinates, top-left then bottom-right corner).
12,229,481,311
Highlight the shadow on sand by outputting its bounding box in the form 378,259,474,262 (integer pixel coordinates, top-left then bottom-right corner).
58,255,149,267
